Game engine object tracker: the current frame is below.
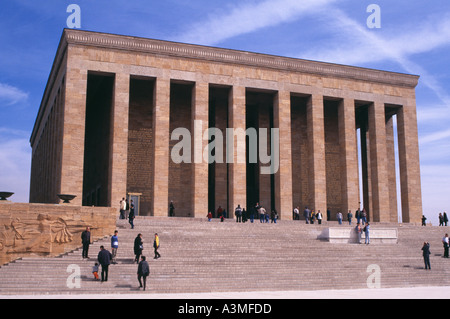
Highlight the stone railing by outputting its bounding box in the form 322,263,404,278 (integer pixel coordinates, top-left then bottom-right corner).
0,202,116,265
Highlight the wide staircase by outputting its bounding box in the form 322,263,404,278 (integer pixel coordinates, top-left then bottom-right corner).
1,217,450,295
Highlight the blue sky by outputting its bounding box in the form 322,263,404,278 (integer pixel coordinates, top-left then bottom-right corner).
0,0,449,225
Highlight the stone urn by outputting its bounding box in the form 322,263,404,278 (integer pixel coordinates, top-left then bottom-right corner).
0,192,14,201
57,194,77,204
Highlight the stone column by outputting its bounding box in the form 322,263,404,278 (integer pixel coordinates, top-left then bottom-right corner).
191,82,209,218
228,86,247,216
338,98,359,215
368,101,390,222
60,64,88,206
274,90,293,220
307,94,327,215
152,77,171,216
385,114,399,222
397,100,423,224
108,73,130,208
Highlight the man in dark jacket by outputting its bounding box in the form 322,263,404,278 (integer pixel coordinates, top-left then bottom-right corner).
81,227,91,259
137,256,150,290
422,242,431,270
98,245,112,282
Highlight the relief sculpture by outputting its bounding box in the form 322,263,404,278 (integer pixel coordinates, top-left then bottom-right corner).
0,214,92,255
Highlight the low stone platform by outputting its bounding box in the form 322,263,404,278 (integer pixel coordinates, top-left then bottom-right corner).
319,227,398,244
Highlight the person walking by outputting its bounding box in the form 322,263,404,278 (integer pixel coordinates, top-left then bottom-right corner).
134,233,143,263
97,245,112,282
422,242,431,270
442,234,449,258
81,227,91,259
444,212,449,227
364,222,370,245
137,256,150,291
207,211,212,222
153,233,161,259
111,230,119,264
303,207,311,224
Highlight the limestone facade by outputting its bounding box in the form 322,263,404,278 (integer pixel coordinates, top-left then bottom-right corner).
29,29,423,223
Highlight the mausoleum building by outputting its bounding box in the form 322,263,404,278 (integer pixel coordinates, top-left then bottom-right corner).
29,29,423,223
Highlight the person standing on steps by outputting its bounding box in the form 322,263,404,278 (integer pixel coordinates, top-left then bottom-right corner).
169,200,175,217
235,204,242,223
137,256,150,291
119,198,126,219
364,222,370,245
134,233,143,263
128,201,135,229
422,242,431,270
81,227,91,259
336,211,343,225
153,233,161,259
316,210,322,225
97,245,112,282
442,233,449,258
355,223,362,244
111,230,119,264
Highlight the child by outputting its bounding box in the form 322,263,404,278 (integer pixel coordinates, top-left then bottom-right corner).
92,262,99,280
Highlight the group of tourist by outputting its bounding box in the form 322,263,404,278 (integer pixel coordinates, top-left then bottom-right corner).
81,227,160,291
207,203,279,224
119,198,136,229
420,231,450,271
420,212,449,226
205,204,371,226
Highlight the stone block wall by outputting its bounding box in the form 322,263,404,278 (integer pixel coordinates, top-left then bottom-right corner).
0,202,116,265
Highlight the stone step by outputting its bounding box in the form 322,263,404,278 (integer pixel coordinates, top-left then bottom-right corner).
1,217,449,295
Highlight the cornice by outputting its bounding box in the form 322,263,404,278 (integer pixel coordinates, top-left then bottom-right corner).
64,29,419,89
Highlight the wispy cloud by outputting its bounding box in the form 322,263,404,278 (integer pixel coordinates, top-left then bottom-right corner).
299,9,450,107
175,0,338,45
420,129,450,145
0,83,28,106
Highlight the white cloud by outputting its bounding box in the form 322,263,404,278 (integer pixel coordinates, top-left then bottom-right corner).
175,0,338,45
420,129,450,145
0,83,28,106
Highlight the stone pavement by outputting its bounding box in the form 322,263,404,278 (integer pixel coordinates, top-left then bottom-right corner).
2,286,450,299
